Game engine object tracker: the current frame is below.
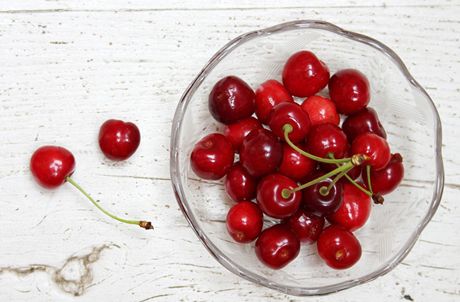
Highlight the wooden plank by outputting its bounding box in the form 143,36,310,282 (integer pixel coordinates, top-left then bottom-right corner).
0,3,458,302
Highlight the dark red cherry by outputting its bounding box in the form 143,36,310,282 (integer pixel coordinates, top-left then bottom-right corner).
279,144,316,182
30,146,76,189
282,51,330,97
365,153,404,195
302,177,343,217
98,119,141,161
351,133,391,171
223,117,262,152
208,76,255,124
269,102,311,143
240,128,282,178
317,225,362,269
226,201,263,243
307,124,348,159
255,79,294,124
256,174,301,219
300,95,340,127
327,182,371,231
255,224,300,269
284,209,325,244
342,107,387,143
224,163,257,202
329,69,370,115
190,133,234,180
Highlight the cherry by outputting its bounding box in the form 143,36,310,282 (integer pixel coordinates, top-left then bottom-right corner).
268,102,311,143
30,146,152,229
302,177,343,217
300,95,340,127
190,133,234,180
317,225,362,269
327,182,371,231
279,144,316,182
223,117,262,152
342,107,387,143
351,133,391,171
256,174,301,219
282,51,330,97
98,119,141,161
226,201,263,243
328,69,370,115
364,153,404,195
255,224,300,269
30,146,76,189
284,209,325,244
240,128,282,178
208,76,255,124
224,163,257,202
255,79,294,124
307,124,348,159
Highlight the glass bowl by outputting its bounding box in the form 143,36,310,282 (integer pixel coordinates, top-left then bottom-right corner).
170,20,444,295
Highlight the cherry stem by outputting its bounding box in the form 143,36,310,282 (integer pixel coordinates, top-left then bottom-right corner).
366,165,373,194
283,124,351,164
65,176,153,230
320,165,353,196
281,161,355,199
329,154,373,197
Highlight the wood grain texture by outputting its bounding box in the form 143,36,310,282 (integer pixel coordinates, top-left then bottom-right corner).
0,1,459,301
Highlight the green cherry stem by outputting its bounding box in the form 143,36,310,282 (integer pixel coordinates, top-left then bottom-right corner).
366,165,373,194
283,124,351,164
328,154,373,197
319,165,354,196
281,161,355,199
66,176,153,230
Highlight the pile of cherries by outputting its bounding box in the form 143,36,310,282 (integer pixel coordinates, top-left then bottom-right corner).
190,50,404,270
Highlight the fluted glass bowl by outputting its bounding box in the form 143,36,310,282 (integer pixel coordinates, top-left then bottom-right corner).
170,20,444,295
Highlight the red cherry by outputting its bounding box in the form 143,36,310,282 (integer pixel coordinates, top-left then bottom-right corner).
317,225,362,269
256,174,301,219
342,107,387,143
268,102,311,143
226,201,263,243
208,76,255,124
365,153,404,195
282,51,330,97
279,144,316,182
190,133,234,180
255,79,294,124
284,209,325,244
328,69,370,115
307,124,348,159
302,177,343,217
30,146,76,189
240,128,282,178
327,182,371,231
300,95,340,127
98,119,141,161
223,117,262,152
351,133,391,171
224,163,257,202
255,224,300,269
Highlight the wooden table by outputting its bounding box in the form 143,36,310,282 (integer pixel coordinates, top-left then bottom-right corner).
0,1,458,301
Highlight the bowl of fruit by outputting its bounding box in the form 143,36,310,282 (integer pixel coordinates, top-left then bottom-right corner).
170,20,444,295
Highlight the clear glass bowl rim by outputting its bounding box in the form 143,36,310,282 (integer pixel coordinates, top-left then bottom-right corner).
170,20,445,296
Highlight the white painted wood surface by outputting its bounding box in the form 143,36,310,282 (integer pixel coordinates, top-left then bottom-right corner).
0,1,458,301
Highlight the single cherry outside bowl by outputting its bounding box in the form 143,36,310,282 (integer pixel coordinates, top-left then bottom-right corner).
170,20,444,296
